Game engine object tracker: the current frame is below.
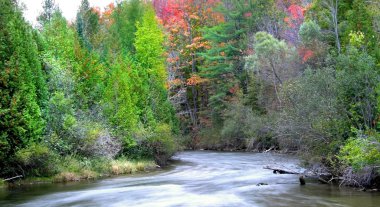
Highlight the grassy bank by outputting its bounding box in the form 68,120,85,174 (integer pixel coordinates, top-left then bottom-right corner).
2,157,158,186
52,157,158,183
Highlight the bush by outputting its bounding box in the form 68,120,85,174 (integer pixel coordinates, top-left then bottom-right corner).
199,127,223,150
15,144,58,177
76,121,121,158
338,130,380,171
221,101,276,150
277,68,345,153
146,124,176,165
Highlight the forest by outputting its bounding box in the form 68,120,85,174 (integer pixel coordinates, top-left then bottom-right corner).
0,0,379,189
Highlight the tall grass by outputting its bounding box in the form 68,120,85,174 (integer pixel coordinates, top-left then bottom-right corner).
53,157,157,183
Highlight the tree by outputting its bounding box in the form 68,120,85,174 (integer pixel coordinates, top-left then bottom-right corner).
154,0,221,135
245,32,299,108
134,5,176,127
277,68,343,154
76,0,100,50
37,0,57,25
110,0,143,54
0,0,46,172
200,0,279,125
310,0,341,53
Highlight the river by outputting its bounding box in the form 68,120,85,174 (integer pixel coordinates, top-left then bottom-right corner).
1,151,379,207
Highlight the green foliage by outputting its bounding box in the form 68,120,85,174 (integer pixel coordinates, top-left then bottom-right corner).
338,130,380,171
278,68,344,152
15,144,58,177
135,6,165,74
111,0,143,53
342,0,377,53
299,20,321,45
221,100,276,150
246,32,297,75
147,123,176,165
199,0,278,124
103,56,139,142
336,47,379,130
134,5,177,128
76,0,100,50
37,0,58,25
0,0,47,174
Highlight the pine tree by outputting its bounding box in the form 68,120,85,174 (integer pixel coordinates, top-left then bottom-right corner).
200,0,275,123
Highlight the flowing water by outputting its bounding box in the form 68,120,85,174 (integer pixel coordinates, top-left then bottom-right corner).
1,151,379,207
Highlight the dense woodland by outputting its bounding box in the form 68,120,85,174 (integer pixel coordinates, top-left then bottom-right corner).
1,0,379,187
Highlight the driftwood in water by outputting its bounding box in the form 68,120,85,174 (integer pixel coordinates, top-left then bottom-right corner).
264,165,301,174
263,165,335,185
3,175,23,182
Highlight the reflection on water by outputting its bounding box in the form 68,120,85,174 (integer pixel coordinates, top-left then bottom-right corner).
1,151,379,207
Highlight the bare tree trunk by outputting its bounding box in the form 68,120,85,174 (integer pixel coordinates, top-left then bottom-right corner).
324,0,341,54
269,60,282,106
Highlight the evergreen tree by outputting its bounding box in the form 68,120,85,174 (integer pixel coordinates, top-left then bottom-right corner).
200,0,276,123
37,0,57,25
76,0,99,50
134,5,176,128
111,0,143,54
0,0,47,168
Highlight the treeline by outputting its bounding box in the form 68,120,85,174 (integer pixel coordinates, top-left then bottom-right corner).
1,0,380,187
0,0,177,180
153,0,380,187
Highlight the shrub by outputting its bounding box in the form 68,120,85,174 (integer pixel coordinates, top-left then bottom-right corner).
76,121,121,158
277,68,344,153
221,101,277,150
15,144,58,177
146,124,176,165
338,130,380,171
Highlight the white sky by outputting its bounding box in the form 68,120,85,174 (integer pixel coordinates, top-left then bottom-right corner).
19,0,116,26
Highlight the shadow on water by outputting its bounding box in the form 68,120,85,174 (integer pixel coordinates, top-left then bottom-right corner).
1,151,379,207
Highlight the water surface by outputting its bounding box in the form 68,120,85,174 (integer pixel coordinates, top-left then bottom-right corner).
1,151,379,206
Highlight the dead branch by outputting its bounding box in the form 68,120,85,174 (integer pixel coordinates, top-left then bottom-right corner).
3,175,23,182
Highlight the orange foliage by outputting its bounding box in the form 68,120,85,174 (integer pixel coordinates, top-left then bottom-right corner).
186,74,208,86
298,47,314,63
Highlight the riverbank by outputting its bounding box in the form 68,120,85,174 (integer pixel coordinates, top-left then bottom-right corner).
1,157,159,187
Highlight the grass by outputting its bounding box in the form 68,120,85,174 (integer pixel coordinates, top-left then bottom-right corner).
2,157,158,186
52,157,157,183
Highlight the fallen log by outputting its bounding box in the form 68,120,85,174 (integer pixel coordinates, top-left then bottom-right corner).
3,175,23,182
263,165,336,185
264,165,301,174
264,147,274,153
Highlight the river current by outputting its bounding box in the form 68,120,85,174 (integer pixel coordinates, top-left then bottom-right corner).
1,151,379,207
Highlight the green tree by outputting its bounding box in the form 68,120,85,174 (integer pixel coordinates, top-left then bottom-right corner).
76,0,100,50
111,0,143,54
200,0,278,124
134,5,175,127
245,32,298,108
0,0,47,172
37,0,58,25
